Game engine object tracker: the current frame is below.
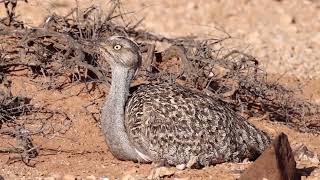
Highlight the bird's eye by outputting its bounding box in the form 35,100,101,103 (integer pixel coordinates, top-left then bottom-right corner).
113,44,122,50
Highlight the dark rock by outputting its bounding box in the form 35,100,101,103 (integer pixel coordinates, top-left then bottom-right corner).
239,133,296,180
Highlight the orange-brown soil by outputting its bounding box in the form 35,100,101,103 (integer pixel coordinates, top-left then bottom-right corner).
0,0,319,179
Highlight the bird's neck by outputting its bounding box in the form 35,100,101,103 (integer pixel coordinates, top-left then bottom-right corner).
101,66,143,161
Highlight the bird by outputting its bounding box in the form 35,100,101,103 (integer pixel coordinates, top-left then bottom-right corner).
99,36,271,167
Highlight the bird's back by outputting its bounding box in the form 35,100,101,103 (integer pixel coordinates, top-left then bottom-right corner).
125,83,271,166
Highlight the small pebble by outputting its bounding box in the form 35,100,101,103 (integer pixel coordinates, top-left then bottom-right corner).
62,174,76,180
176,164,186,170
294,145,320,165
186,156,197,168
242,158,250,163
148,167,176,179
86,175,96,180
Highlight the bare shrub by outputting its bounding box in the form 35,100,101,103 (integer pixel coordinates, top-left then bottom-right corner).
0,0,319,166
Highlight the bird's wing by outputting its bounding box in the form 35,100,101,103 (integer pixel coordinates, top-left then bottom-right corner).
125,83,270,166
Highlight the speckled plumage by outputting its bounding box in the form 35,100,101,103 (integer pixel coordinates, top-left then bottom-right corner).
125,83,271,166
99,36,271,167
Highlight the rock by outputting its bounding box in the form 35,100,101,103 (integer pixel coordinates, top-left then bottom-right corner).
239,133,296,180
242,158,250,163
86,175,97,180
174,156,199,170
186,156,198,168
279,13,294,25
293,145,320,165
176,164,186,170
62,174,76,180
147,167,176,179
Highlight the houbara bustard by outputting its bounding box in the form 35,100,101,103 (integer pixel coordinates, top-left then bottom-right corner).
99,36,271,167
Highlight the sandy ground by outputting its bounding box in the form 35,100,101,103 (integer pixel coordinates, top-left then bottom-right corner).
0,0,320,179
1,0,319,78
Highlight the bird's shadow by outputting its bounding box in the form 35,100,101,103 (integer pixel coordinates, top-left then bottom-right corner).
295,166,318,180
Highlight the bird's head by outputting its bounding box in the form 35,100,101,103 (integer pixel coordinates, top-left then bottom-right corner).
98,36,142,70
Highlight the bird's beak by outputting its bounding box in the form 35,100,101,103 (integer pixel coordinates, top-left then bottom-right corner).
96,40,114,64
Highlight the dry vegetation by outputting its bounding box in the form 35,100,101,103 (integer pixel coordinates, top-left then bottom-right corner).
0,0,319,174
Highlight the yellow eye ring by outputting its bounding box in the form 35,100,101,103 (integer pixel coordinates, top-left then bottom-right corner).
113,44,122,50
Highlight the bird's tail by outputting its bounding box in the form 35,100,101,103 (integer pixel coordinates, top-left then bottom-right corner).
236,118,272,160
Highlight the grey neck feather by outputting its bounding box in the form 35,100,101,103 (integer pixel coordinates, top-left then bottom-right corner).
101,65,146,162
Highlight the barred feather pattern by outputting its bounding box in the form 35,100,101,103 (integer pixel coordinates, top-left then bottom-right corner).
125,83,271,166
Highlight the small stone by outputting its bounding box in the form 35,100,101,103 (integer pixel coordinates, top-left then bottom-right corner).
176,164,186,170
147,167,176,179
86,175,97,180
242,158,250,163
310,155,320,165
186,156,198,168
293,145,319,165
279,13,293,25
62,174,76,180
